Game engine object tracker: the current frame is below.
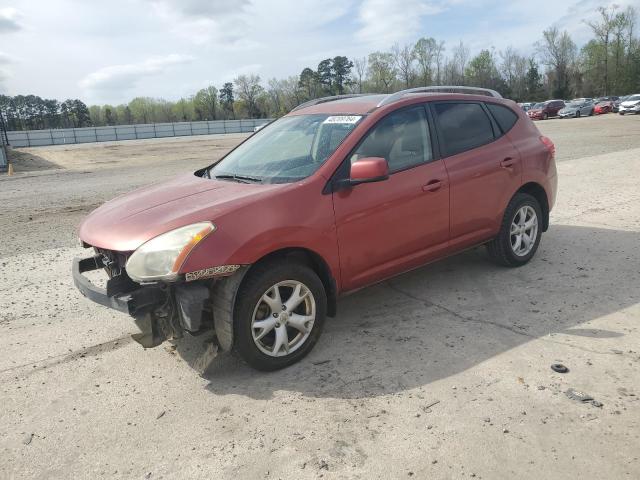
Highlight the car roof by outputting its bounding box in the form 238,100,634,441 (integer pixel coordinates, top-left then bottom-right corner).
288,91,509,116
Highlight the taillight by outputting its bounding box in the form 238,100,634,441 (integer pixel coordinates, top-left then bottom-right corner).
540,136,555,158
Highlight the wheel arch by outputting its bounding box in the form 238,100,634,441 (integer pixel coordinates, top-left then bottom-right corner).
243,247,338,317
516,182,550,231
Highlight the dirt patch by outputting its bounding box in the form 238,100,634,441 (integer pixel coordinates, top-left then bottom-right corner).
7,148,63,172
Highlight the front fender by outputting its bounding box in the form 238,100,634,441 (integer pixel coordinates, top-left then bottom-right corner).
178,180,341,289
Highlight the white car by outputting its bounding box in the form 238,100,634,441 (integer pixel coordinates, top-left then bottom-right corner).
618,94,640,115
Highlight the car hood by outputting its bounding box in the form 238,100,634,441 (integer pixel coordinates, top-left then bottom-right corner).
621,100,640,106
528,109,542,114
78,172,286,251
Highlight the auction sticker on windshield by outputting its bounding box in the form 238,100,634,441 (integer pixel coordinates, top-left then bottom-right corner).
323,115,362,124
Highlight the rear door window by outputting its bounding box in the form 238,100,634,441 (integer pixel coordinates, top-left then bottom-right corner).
486,103,518,134
433,102,495,157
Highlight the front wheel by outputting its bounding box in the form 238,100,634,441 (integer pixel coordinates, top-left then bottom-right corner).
233,260,327,371
487,193,543,267
543,112,548,120
576,111,581,118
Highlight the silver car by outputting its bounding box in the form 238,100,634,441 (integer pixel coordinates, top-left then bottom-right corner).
618,94,640,115
558,99,595,118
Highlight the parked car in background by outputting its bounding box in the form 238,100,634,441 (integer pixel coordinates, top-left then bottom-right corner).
73,86,558,371
558,99,595,118
595,96,619,103
594,101,614,114
518,102,534,111
527,100,565,120
613,95,629,113
618,94,640,115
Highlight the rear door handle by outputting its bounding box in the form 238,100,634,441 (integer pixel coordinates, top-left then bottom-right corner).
500,157,515,168
422,180,442,192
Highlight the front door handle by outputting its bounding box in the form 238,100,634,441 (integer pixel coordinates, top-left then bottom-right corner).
422,180,442,192
500,157,515,168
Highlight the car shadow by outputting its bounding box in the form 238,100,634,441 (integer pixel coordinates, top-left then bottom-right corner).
173,224,639,399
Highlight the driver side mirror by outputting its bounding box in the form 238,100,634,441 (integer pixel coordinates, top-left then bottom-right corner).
336,157,389,190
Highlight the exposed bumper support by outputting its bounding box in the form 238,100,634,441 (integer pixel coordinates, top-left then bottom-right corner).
72,256,167,317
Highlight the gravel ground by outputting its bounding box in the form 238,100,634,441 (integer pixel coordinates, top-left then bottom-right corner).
1,114,639,479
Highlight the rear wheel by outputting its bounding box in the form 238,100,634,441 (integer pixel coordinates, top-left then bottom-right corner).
233,260,326,371
487,193,543,267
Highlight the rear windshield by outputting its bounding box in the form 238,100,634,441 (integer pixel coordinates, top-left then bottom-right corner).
209,114,361,184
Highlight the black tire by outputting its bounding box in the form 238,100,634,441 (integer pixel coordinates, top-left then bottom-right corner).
589,109,594,116
233,259,327,371
619,112,625,115
576,111,581,118
543,112,548,120
486,193,543,267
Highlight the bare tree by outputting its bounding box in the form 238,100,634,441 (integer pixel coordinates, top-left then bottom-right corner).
586,6,618,94
234,74,264,118
500,46,528,100
392,43,416,88
451,41,470,84
353,57,367,93
537,27,577,98
434,40,446,84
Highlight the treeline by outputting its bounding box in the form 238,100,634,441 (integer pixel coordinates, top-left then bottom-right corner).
0,96,92,131
1,5,638,131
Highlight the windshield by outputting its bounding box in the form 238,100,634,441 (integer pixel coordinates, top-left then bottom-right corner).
209,114,362,183
533,103,545,109
567,101,583,107
627,95,640,102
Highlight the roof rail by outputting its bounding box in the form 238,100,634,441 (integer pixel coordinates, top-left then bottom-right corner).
377,86,502,108
291,94,373,112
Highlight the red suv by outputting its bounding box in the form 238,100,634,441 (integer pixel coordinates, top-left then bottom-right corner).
73,87,557,371
527,100,565,120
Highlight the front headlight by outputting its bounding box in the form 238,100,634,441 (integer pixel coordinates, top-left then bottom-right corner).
126,222,215,282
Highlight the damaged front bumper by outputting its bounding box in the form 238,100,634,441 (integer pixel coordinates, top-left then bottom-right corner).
72,256,166,316
72,254,213,348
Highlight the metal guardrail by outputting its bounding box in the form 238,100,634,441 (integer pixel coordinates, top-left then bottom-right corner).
6,118,273,148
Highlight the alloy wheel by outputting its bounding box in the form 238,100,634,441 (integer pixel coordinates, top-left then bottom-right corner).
510,205,538,257
251,280,316,357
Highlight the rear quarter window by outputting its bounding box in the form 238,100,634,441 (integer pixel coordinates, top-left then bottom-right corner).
486,103,518,134
433,102,495,157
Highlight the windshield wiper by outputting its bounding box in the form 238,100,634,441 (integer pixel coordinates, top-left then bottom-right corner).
214,173,263,184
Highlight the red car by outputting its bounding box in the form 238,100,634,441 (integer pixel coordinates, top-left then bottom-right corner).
74,86,558,371
527,100,565,120
594,101,613,114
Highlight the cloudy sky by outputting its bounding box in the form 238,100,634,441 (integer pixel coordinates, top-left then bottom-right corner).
0,0,634,105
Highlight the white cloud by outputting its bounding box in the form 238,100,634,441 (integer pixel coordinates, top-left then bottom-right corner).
0,7,22,33
151,0,249,18
2,0,636,103
356,0,445,48
79,54,194,93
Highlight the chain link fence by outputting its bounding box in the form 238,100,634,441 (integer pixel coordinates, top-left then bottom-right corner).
5,118,273,148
